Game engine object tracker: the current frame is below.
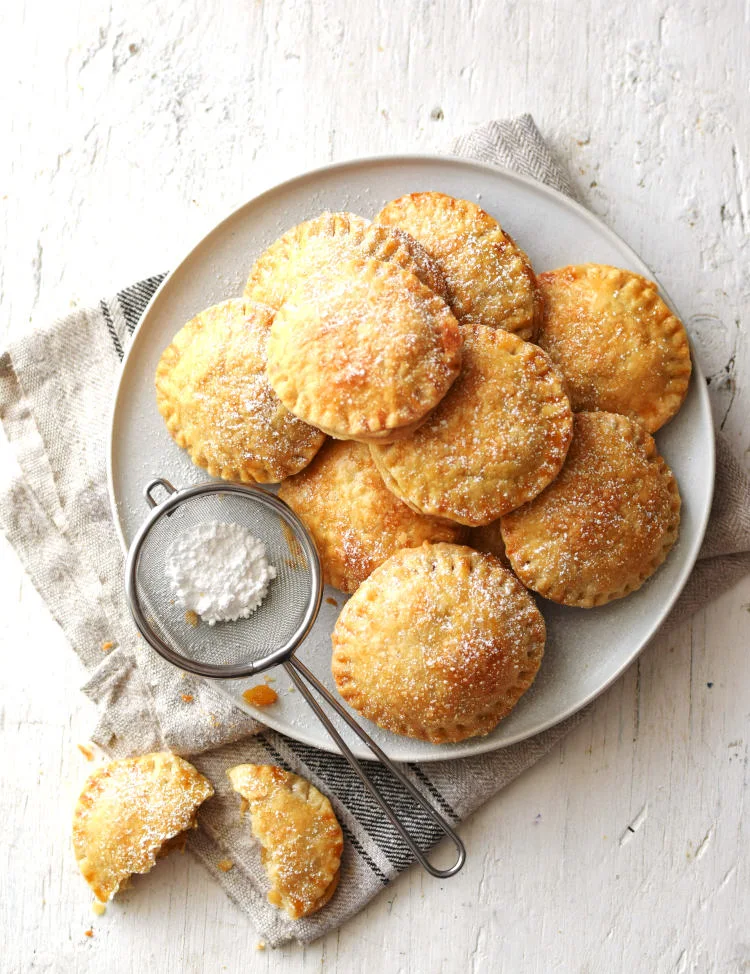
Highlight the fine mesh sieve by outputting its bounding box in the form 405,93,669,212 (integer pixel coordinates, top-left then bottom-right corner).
126,479,321,678
125,478,465,878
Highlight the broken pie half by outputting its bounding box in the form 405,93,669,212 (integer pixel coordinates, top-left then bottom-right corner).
73,752,214,902
228,763,343,920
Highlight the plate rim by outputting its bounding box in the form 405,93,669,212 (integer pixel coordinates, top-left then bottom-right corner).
107,152,715,762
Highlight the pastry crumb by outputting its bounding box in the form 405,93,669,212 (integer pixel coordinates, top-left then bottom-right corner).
185,610,200,627
77,744,95,761
256,942,266,951
101,641,115,652
92,900,106,916
181,694,194,703
84,929,93,938
325,596,339,606
242,685,278,707
217,859,234,872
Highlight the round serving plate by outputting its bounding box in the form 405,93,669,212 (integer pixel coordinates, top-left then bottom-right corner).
108,155,714,762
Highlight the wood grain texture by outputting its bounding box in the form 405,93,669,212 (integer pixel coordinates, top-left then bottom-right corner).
1,0,748,971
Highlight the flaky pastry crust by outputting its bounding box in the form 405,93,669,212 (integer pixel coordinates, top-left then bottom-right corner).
227,764,343,920
375,191,542,340
370,325,573,525
155,298,325,483
501,412,682,607
72,752,214,902
243,211,369,308
244,211,448,307
266,258,462,442
332,543,545,742
278,439,464,593
536,264,692,431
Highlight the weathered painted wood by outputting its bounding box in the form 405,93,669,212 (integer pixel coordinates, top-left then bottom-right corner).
1,0,748,970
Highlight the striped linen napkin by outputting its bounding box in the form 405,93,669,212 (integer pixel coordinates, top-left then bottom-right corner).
1,115,748,947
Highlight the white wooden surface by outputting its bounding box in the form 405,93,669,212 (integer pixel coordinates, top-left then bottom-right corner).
1,1,748,971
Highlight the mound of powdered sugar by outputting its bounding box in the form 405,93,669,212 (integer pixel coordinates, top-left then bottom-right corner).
165,521,277,625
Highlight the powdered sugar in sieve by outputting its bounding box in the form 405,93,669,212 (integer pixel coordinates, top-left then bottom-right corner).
164,520,277,625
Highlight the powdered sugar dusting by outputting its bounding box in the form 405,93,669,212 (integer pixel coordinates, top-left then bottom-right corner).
536,264,691,432
267,257,462,439
72,753,213,902
375,191,539,340
501,412,681,607
371,325,573,524
332,543,545,742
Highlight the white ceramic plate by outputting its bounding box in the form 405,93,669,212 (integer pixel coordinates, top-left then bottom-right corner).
108,155,714,762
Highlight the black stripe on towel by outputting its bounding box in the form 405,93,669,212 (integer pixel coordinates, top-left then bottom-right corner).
408,764,459,823
117,274,167,333
100,300,123,360
282,736,448,874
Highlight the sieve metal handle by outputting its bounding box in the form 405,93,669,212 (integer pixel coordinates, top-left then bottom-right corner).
144,478,177,508
284,657,466,879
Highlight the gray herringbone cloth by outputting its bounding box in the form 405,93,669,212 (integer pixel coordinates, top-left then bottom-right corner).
1,115,748,946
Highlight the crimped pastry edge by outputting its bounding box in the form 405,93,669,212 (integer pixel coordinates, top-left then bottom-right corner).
227,764,343,919
155,298,325,483
331,543,545,742
500,412,682,607
277,441,465,593
266,258,463,439
244,211,370,305
368,327,573,525
536,264,692,432
375,191,541,341
72,752,214,902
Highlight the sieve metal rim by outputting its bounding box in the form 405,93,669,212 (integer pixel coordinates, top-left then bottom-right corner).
124,479,323,679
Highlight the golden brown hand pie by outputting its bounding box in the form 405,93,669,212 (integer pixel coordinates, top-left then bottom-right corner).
266,258,462,442
244,211,448,307
375,191,541,340
227,764,343,920
501,412,681,607
536,264,692,431
370,325,573,525
73,752,214,902
332,543,545,743
155,298,325,483
278,439,464,593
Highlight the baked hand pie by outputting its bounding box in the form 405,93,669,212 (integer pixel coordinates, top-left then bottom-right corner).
228,764,343,920
332,543,545,743
156,298,325,482
501,412,681,607
244,211,448,308
73,752,214,902
266,258,462,442
278,439,464,593
370,325,573,525
536,264,692,431
375,191,541,340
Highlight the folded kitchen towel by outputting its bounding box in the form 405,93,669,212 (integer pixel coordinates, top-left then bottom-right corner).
1,114,749,947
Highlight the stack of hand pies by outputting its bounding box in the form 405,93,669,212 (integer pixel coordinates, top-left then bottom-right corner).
156,192,692,745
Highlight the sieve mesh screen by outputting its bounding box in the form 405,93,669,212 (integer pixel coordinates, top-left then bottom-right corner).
130,486,317,669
